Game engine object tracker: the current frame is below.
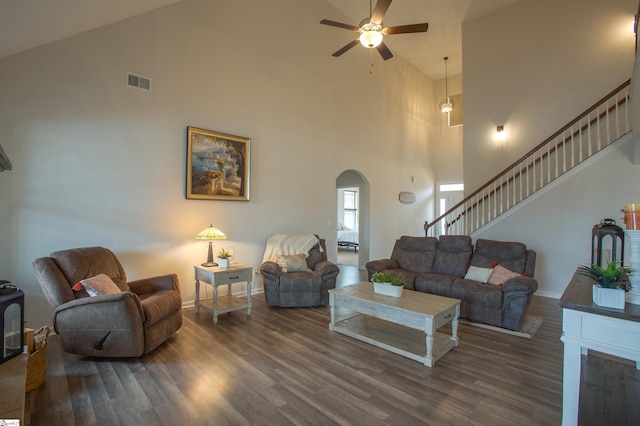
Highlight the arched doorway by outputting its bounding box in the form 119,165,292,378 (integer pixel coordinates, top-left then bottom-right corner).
336,170,370,269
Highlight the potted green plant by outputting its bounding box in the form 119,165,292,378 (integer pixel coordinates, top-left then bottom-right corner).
371,272,405,297
576,260,631,309
216,248,232,268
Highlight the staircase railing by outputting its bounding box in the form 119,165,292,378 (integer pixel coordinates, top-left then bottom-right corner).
425,79,632,237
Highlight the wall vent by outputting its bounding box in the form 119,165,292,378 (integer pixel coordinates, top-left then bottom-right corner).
126,72,151,92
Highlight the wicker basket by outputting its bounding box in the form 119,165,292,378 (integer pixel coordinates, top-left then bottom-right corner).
26,326,50,392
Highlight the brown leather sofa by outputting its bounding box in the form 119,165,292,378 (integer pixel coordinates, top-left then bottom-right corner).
366,235,538,331
33,246,182,357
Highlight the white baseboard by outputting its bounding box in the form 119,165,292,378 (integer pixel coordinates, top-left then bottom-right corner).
536,290,561,299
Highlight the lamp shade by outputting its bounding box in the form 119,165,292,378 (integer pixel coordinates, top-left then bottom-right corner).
439,56,453,114
195,225,227,240
439,98,453,113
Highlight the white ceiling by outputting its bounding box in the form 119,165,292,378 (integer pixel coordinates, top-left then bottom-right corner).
0,0,518,80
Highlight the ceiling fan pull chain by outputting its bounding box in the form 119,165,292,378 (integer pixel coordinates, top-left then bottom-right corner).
370,48,375,75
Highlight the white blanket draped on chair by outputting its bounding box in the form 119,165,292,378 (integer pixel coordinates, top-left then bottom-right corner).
262,234,322,263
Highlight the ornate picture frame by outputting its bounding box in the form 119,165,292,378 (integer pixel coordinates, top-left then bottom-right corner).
186,126,250,201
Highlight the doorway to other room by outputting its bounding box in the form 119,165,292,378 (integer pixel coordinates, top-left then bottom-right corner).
336,170,369,269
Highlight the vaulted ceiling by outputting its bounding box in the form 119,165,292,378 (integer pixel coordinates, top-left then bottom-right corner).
0,0,518,80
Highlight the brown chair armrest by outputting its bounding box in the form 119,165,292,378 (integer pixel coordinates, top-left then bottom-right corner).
260,261,283,280
128,274,180,295
365,259,399,280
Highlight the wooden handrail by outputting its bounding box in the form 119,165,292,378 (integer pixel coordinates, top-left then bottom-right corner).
426,79,631,233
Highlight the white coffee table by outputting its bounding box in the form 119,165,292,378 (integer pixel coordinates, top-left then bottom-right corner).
329,282,460,367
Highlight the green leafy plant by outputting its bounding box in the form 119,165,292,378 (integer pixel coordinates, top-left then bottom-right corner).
576,260,631,289
371,272,404,287
216,248,232,259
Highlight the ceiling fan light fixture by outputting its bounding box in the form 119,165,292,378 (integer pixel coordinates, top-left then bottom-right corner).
359,22,383,48
359,30,383,48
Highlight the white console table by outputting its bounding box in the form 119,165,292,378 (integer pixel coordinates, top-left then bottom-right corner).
560,272,640,426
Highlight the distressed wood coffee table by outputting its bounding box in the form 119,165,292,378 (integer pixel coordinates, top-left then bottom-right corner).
329,282,460,367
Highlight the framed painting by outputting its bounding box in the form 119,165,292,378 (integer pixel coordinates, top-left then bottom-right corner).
186,126,250,201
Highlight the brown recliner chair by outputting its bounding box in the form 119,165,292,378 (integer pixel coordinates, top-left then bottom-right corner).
33,246,182,357
260,236,340,307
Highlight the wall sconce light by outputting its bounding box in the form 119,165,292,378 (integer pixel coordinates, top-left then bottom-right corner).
496,125,506,142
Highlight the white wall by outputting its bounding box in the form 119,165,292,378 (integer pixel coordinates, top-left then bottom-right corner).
463,0,639,297
0,0,438,327
463,0,636,192
473,134,637,298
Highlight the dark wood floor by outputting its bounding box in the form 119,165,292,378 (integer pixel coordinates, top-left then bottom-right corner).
24,266,640,425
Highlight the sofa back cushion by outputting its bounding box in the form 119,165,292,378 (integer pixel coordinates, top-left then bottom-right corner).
50,247,129,296
471,239,529,274
306,238,328,270
432,235,473,276
391,236,437,273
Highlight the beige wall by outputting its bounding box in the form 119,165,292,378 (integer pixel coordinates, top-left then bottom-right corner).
463,0,636,192
0,0,438,327
432,72,463,184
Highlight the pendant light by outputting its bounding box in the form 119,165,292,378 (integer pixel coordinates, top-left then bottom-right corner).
439,56,454,113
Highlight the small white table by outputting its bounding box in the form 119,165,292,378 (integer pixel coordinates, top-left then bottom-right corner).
194,264,253,324
329,282,460,367
560,272,640,426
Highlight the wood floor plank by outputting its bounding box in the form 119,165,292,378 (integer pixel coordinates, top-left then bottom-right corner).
24,266,640,425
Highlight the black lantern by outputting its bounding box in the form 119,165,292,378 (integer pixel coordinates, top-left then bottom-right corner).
0,282,24,364
591,218,624,267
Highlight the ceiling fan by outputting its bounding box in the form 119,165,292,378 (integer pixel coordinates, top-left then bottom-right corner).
320,0,428,61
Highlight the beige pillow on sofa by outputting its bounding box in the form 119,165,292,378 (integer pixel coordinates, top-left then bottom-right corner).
276,254,310,272
464,265,494,283
488,264,521,286
75,273,121,297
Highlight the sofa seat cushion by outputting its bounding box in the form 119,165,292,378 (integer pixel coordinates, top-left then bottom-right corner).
280,272,322,292
390,236,438,273
279,272,323,307
471,239,528,274
139,290,182,327
451,279,503,309
414,273,458,297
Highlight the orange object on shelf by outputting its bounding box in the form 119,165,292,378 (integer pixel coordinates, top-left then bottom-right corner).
623,204,640,230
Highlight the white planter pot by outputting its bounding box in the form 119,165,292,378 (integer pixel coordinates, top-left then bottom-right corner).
373,282,404,297
218,258,229,268
592,284,625,309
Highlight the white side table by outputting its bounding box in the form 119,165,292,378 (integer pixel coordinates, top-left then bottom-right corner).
560,271,640,426
194,264,253,324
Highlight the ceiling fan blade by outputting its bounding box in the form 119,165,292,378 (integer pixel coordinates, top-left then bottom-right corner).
320,19,359,31
376,42,393,60
384,23,429,35
371,0,392,25
332,39,360,57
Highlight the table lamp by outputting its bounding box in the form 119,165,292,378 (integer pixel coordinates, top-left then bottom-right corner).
195,225,227,267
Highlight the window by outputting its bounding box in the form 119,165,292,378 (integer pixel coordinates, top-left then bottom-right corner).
343,190,358,230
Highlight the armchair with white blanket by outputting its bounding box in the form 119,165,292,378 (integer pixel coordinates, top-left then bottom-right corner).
259,234,340,307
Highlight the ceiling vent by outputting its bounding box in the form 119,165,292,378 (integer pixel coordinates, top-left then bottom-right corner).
126,72,151,92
